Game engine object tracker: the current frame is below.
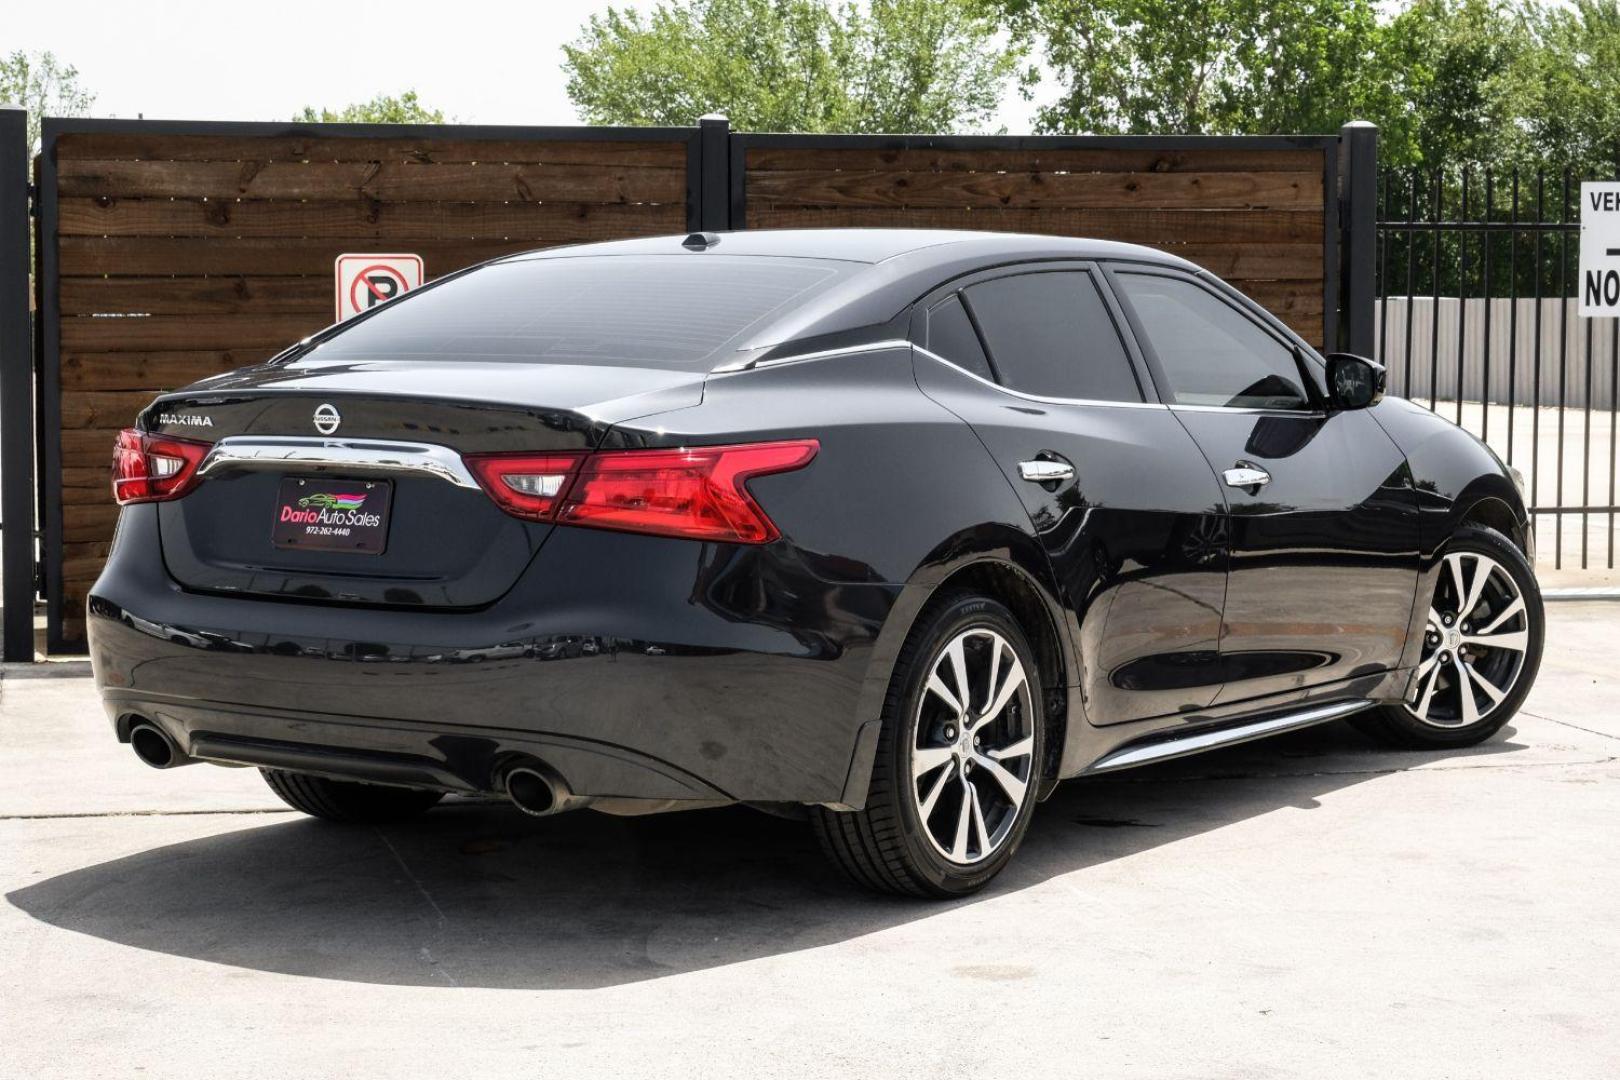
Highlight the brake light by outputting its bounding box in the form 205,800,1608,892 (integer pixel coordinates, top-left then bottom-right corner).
465,452,587,521
111,428,211,505
559,440,818,543
467,440,819,543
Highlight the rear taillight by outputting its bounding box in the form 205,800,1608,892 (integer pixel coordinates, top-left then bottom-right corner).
466,439,818,544
112,428,211,505
465,452,587,521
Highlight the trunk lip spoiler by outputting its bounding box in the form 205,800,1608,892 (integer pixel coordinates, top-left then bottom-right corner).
196,436,481,490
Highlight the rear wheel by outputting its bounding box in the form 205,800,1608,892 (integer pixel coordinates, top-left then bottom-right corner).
261,769,444,823
1354,525,1543,749
812,592,1044,898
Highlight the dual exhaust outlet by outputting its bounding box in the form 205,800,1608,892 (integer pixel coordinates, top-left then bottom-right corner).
127,719,586,817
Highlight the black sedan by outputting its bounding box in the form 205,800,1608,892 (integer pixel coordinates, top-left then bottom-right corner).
90,229,1544,897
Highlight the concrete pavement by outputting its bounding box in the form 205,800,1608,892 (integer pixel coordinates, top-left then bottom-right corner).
2,605,1618,1079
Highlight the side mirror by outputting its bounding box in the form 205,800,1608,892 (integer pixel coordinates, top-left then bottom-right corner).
1325,353,1385,410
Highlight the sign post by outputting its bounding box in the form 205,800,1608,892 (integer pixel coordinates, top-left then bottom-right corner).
1579,183,1620,317
335,254,424,322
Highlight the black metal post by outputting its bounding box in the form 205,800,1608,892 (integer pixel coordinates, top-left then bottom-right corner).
1337,121,1378,356
0,106,34,662
698,114,730,232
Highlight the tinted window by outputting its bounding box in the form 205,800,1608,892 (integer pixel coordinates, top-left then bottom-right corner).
309,255,846,371
926,294,994,381
1115,273,1311,409
963,272,1141,401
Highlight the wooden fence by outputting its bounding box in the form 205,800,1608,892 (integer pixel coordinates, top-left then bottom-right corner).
28,119,1367,652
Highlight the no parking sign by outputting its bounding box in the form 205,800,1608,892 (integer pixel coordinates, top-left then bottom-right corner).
334,254,424,321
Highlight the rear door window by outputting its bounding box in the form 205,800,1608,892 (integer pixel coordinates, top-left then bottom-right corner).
962,271,1142,402
1113,272,1311,410
925,294,995,381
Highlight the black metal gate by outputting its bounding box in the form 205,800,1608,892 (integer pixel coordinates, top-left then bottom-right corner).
1377,166,1620,574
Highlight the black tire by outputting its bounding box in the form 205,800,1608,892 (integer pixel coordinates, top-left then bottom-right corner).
261,769,444,823
1353,525,1544,749
812,591,1045,898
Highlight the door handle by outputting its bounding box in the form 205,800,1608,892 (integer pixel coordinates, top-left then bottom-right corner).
1223,464,1271,489
1018,459,1075,483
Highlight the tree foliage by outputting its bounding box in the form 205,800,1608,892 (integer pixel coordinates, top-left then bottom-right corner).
0,50,95,152
563,0,1017,133
293,90,446,125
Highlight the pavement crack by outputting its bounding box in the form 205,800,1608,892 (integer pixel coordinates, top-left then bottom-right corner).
1522,711,1620,742
372,826,461,988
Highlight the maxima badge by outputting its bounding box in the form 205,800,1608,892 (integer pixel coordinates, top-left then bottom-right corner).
313,403,342,435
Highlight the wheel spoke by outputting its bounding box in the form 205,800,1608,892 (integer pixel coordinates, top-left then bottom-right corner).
1459,554,1495,622
917,760,953,819
950,777,973,861
981,637,1004,715
1477,595,1525,635
1411,655,1442,721
1446,553,1469,610
912,745,954,780
987,735,1034,763
968,782,990,858
944,637,971,720
973,753,1027,805
1452,655,1481,724
925,672,965,717
1465,661,1508,708
978,657,1028,730
1427,606,1445,632
1464,628,1528,653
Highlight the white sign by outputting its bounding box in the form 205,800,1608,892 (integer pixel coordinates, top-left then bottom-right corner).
334,253,424,321
1579,184,1620,316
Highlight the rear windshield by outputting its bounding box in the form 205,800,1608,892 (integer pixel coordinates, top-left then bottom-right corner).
305,254,849,370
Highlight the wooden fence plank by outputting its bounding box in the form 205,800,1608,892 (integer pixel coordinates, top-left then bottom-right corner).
57,231,677,276
62,349,279,391
1166,244,1324,280
748,169,1321,211
62,391,165,429
59,197,683,241
62,277,331,316
747,205,1324,245
744,146,1327,174
57,133,688,168
61,313,326,352
57,160,687,202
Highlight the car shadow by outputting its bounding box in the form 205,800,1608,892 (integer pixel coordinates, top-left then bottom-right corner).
6,721,1526,990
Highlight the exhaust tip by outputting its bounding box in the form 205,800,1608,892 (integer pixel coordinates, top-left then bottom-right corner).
504,766,558,816
129,723,179,769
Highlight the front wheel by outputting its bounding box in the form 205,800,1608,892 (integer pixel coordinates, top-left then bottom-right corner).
1355,525,1543,749
812,592,1045,898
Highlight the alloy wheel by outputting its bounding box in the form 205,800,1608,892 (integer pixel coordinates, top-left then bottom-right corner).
1405,551,1531,728
911,628,1036,865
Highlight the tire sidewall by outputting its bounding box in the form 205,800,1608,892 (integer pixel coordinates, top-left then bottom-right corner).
1395,525,1544,745
882,594,1045,896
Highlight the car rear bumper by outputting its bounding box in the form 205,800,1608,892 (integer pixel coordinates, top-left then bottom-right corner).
89,506,901,804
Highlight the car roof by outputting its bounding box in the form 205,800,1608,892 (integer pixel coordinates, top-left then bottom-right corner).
499,228,1207,365
507,227,1196,270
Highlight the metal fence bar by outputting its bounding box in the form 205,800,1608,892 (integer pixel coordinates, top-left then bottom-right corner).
0,106,34,662
1376,162,1620,573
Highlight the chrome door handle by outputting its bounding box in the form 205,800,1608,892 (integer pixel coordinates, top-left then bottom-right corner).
1223,464,1271,489
1018,459,1075,483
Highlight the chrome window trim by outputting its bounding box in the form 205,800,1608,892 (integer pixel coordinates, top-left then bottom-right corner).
911,344,1168,410
197,436,481,489
1168,403,1327,418
711,339,913,373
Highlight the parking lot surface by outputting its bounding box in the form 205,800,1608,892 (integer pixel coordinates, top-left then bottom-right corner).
3,603,1617,1079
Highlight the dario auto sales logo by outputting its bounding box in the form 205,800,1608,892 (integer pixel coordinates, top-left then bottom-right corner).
280,490,382,527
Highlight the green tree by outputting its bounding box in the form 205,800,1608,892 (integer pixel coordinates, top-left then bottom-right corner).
563,0,1017,133
0,50,95,152
293,90,446,124
1370,0,1535,169
1519,0,1620,176
989,0,1386,136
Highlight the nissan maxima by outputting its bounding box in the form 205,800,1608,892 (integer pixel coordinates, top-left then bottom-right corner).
90,230,1544,897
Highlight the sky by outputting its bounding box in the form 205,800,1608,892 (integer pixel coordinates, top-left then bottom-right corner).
6,0,1041,131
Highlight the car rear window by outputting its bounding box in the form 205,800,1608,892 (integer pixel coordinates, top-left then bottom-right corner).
307,255,849,370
